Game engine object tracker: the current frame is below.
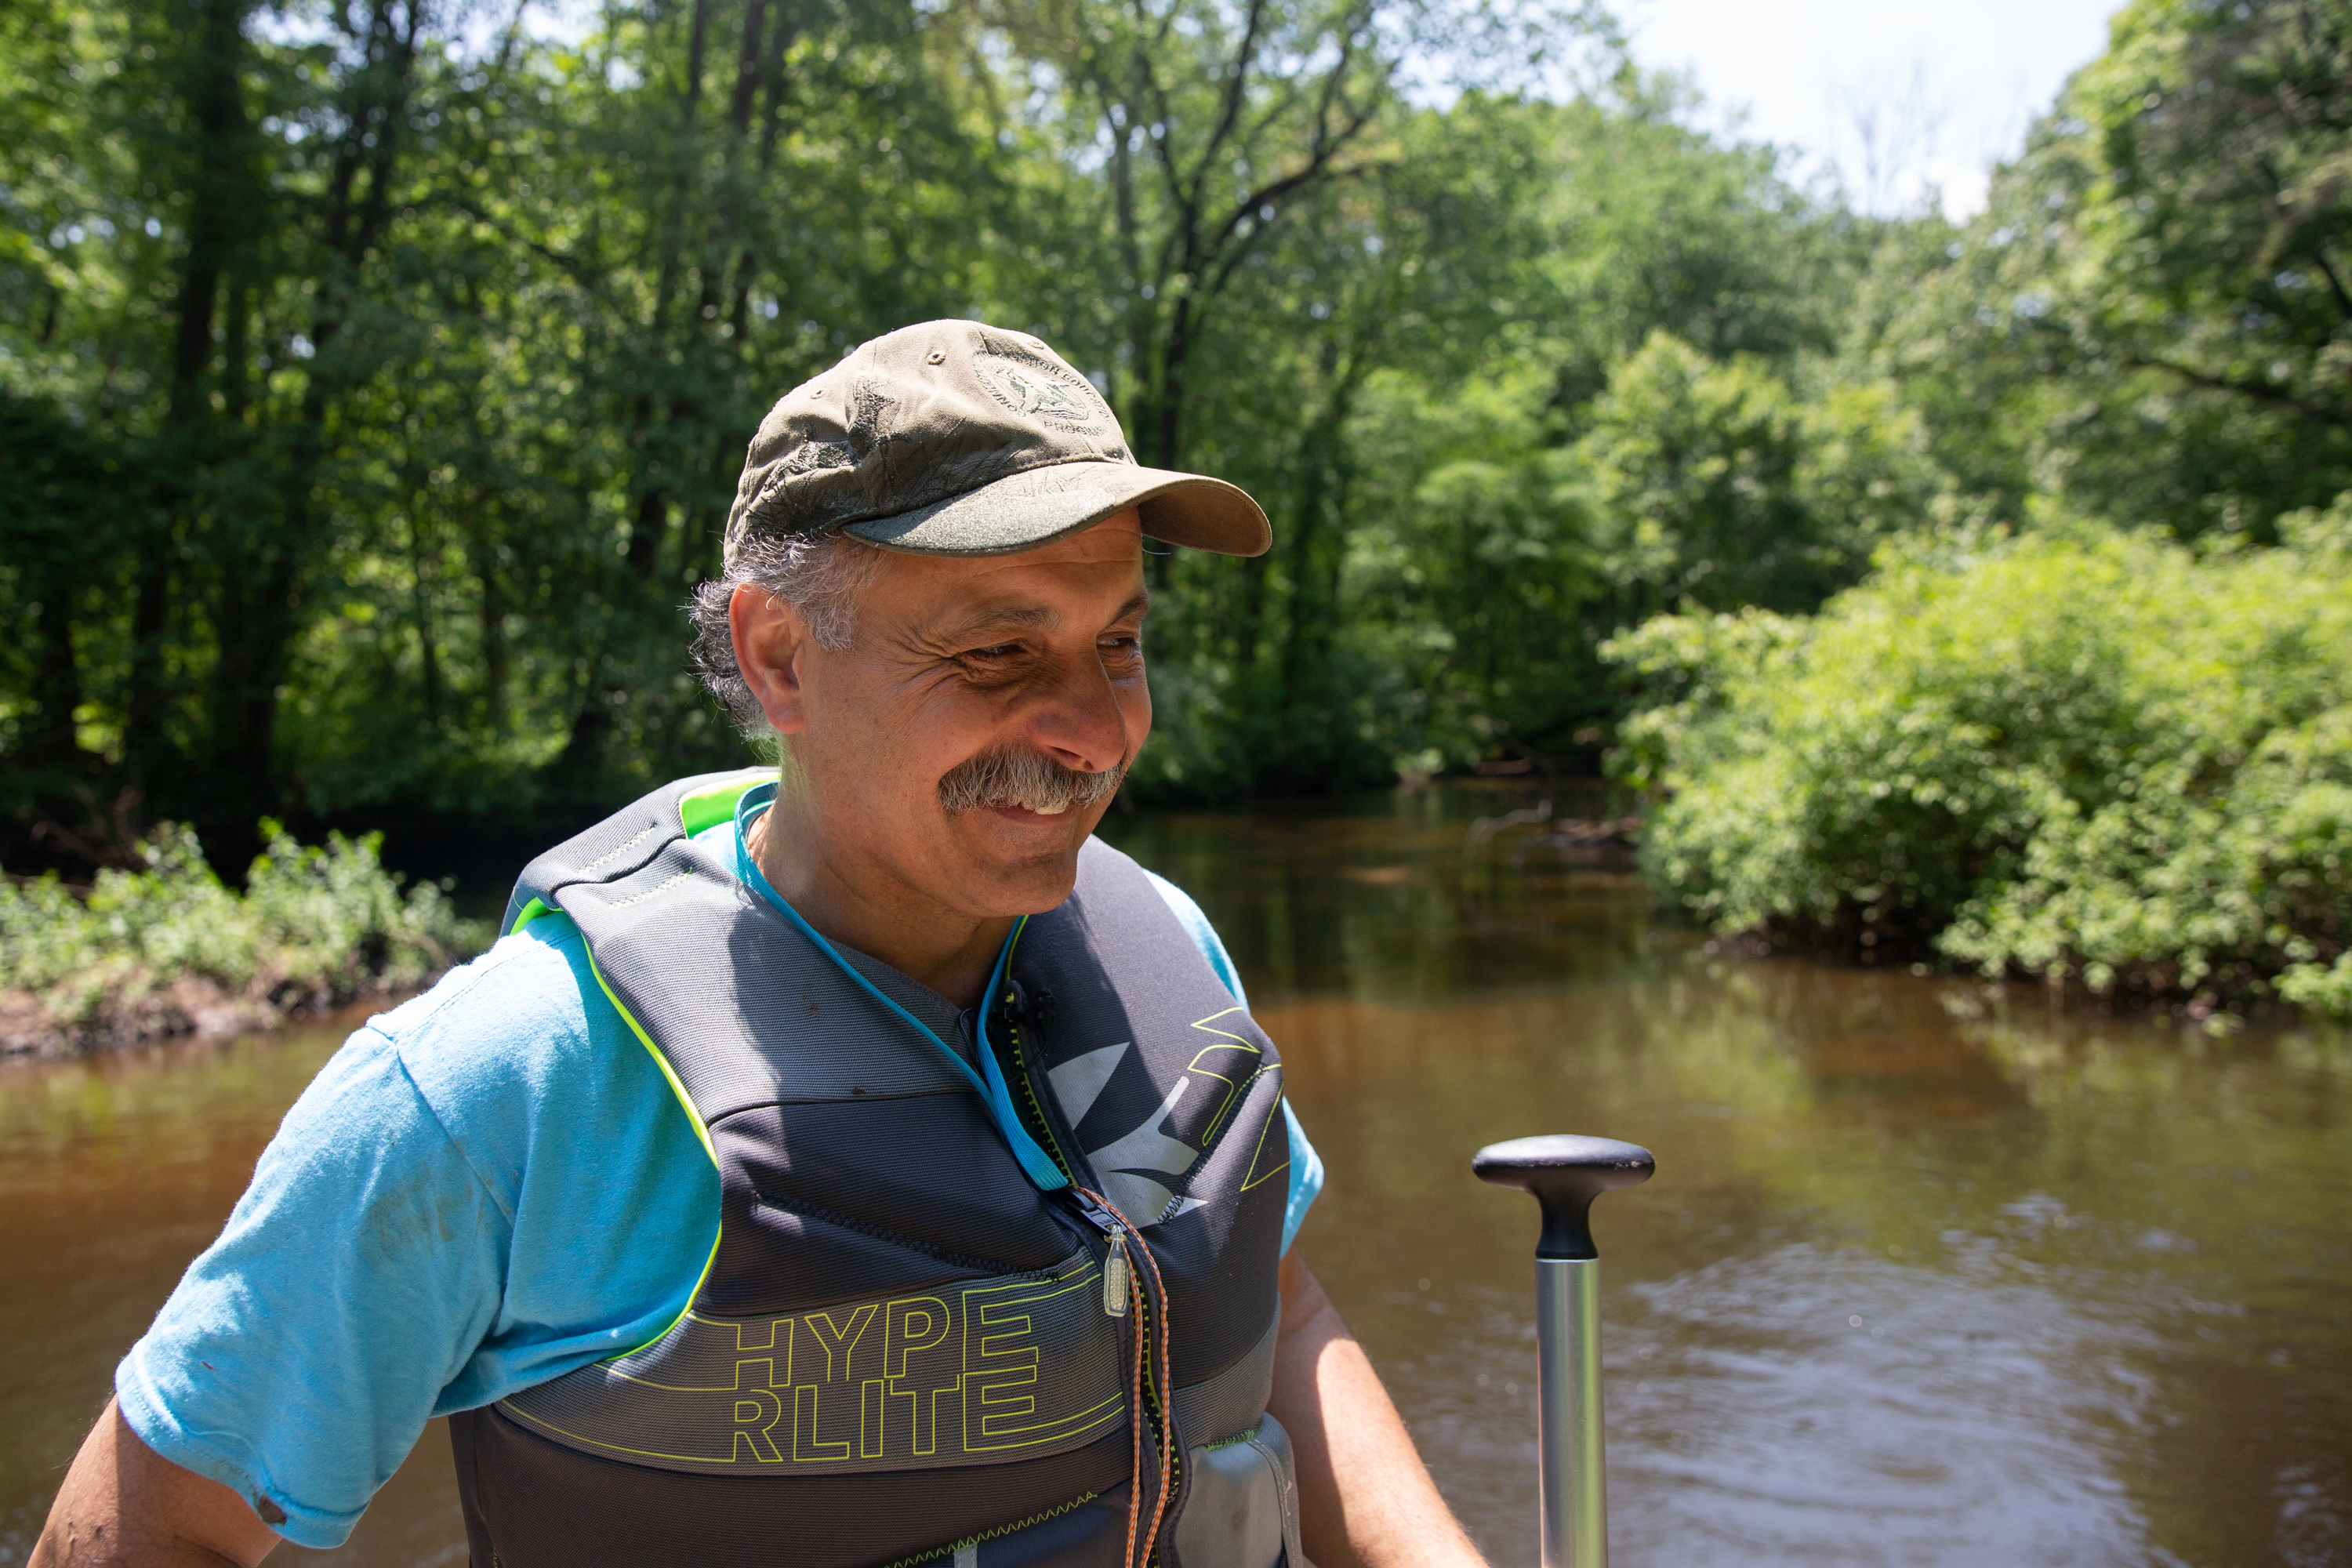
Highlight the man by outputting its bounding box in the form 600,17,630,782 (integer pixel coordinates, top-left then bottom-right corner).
35,321,1486,1568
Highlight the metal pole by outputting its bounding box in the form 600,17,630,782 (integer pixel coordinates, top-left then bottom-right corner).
1534,1258,1606,1568
1472,1134,1654,1568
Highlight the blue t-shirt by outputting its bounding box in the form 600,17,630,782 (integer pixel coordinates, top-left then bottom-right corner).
114,822,1322,1550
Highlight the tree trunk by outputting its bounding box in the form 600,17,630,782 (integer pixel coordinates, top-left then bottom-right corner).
28,590,85,769
470,502,510,729
133,0,254,800
412,497,442,724
198,0,420,865
572,0,755,782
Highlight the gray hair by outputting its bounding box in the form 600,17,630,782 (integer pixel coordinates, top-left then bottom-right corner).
688,532,885,739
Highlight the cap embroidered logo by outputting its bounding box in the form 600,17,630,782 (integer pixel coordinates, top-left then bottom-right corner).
972,352,1107,432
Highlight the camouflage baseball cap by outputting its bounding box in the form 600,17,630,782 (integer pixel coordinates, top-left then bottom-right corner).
723,319,1271,564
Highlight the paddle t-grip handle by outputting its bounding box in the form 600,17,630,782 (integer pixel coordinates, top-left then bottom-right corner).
1472,1134,1655,1259
1473,1134,1654,1568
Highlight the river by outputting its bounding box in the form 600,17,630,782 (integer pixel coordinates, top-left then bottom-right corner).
3,787,2347,1566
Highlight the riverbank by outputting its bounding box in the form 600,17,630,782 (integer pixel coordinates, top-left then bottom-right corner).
0,823,489,1058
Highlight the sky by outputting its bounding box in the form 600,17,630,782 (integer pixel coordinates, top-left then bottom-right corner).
1618,0,2124,216
505,0,2122,220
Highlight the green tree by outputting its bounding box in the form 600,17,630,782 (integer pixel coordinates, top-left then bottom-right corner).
992,0,1398,483
1860,0,2352,542
2,0,449,864
1,0,1030,856
1573,333,1947,618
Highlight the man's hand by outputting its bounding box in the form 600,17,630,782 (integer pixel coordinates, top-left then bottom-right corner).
32,1399,281,1568
1269,1252,1489,1568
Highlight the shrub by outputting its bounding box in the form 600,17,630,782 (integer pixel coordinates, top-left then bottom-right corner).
0,822,491,1054
1606,502,2352,1015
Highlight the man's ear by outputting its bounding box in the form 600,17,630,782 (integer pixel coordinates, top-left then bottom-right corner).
731,583,813,736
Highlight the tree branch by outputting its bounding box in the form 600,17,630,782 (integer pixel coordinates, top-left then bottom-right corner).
435,194,595,289
2132,350,2348,428
1200,96,1381,265
2303,241,2352,323
1181,0,1268,216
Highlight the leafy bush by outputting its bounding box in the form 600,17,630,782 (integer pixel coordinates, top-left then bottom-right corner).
1606,502,2352,1016
0,823,490,1054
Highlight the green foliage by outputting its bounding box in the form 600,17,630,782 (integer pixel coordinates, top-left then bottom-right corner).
1609,504,2352,1015
0,0,1909,822
1857,0,2352,539
1343,359,1602,772
0,0,1043,858
1576,334,1820,612
1529,88,1859,396
5,0,2349,945
1570,331,1947,615
1335,326,1940,774
0,822,488,1051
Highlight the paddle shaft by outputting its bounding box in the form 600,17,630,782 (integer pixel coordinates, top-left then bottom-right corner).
1534,1258,1607,1568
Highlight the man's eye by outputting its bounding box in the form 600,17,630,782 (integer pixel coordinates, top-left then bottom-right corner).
963,644,1022,660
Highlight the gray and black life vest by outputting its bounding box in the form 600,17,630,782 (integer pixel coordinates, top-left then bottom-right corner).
450,771,1302,1568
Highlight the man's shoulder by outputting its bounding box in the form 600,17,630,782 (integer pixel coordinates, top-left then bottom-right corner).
1120,856,1247,1010
362,914,644,1153
1137,866,1208,927
1076,836,1208,922
369,914,600,1053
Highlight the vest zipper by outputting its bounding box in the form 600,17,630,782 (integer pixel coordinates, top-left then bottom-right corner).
992,997,1186,1568
1102,1225,1132,1316
993,992,1077,1188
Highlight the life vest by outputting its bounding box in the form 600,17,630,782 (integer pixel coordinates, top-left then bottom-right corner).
449,771,1302,1568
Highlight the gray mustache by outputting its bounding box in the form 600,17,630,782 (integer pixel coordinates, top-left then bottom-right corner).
938,746,1125,817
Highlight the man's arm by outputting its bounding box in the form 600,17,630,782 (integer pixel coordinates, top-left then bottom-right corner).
32,1400,281,1568
1269,1251,1488,1568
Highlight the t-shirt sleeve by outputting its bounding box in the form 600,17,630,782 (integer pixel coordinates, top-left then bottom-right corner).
114,1022,508,1548
1142,869,1324,1254
113,923,718,1550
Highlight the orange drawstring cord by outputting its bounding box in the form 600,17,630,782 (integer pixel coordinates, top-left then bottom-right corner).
1080,1187,1178,1568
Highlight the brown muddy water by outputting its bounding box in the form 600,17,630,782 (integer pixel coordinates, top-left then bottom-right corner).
4,786,2347,1567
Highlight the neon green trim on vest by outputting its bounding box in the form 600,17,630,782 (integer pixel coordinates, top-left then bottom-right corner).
677,768,774,840
515,892,722,1351
579,945,717,1170
579,938,723,1350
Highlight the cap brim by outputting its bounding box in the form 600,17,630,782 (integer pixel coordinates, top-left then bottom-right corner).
842,459,1271,557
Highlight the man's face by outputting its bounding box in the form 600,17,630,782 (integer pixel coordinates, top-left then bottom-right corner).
749,511,1152,921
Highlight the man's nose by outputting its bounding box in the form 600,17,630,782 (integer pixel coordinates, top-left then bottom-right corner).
1022,648,1136,775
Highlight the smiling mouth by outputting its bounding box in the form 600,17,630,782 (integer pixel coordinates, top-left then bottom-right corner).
987,799,1072,819
939,746,1126,818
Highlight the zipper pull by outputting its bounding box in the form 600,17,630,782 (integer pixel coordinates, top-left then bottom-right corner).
1102,1225,1132,1316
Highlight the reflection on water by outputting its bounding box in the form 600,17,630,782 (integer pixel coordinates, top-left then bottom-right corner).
4,786,2347,1566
